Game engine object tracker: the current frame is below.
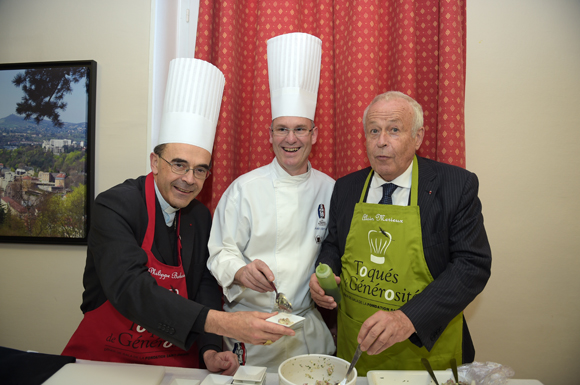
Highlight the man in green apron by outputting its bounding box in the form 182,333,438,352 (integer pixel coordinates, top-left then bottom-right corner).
310,91,491,375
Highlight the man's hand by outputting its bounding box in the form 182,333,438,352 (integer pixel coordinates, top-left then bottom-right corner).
233,259,275,293
203,350,239,375
358,310,416,355
309,273,340,309
205,310,295,345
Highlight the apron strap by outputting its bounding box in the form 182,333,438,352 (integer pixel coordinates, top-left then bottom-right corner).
359,170,374,203
410,155,419,207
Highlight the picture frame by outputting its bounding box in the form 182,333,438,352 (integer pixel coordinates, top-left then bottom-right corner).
0,60,96,245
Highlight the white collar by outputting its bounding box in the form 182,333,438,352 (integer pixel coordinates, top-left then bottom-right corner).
271,157,311,184
371,160,414,190
154,180,178,227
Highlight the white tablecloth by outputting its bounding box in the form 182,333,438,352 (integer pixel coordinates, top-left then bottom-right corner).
159,366,544,385
74,360,543,385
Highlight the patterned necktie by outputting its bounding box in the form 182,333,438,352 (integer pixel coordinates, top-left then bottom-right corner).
379,183,398,205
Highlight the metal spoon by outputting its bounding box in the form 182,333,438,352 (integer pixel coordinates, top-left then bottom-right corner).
336,344,362,385
450,358,459,384
266,279,293,312
421,358,440,385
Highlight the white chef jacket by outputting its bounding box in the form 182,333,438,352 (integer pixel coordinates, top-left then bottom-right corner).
207,158,336,372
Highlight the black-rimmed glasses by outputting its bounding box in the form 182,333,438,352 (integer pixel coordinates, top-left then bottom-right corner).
158,155,211,180
270,126,314,137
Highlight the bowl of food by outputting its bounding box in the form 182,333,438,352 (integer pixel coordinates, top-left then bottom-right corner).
278,354,357,385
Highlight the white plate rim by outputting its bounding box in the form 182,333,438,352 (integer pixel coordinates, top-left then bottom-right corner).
200,374,234,385
232,366,267,382
367,370,454,385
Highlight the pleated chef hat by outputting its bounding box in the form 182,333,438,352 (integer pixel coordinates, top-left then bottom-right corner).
158,58,225,154
267,32,322,121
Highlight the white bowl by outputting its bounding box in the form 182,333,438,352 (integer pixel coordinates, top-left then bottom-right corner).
278,354,357,385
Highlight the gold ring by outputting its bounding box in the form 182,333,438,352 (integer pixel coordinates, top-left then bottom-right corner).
263,340,273,345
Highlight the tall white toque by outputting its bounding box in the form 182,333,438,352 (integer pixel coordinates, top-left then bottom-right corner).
267,32,322,121
158,58,225,154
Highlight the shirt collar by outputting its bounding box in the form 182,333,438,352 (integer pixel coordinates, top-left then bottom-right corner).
271,157,311,183
154,180,178,227
370,160,414,190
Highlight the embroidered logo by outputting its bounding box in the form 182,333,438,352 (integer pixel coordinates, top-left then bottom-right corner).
318,204,325,219
232,342,246,365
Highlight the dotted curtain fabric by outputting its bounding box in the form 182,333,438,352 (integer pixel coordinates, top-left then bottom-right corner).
194,0,466,211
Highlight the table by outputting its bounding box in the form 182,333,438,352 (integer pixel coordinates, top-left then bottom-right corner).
75,360,544,385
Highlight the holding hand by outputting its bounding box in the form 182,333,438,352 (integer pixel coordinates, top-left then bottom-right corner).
203,350,239,375
309,273,340,309
357,310,416,355
234,259,275,293
206,310,295,346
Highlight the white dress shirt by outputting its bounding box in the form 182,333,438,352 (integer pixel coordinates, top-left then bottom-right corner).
367,160,414,206
154,181,179,227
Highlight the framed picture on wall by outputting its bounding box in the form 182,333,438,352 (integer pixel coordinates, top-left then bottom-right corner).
0,60,96,245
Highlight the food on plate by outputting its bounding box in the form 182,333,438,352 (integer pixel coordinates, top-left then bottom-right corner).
442,380,470,385
278,317,294,326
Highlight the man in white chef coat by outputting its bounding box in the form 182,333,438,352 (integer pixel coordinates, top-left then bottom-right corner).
207,32,336,372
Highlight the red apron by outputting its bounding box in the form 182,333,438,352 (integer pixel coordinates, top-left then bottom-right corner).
62,173,199,367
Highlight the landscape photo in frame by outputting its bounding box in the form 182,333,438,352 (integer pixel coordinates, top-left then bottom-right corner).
0,60,96,245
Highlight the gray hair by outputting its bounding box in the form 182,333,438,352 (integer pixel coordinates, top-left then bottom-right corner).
153,144,166,156
362,91,424,137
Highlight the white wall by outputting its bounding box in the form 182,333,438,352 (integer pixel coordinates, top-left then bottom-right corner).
464,1,580,384
0,1,578,383
0,0,152,354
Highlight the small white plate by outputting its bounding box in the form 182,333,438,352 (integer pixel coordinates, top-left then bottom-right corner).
233,366,267,383
232,379,265,385
367,370,454,385
266,313,305,329
200,374,233,385
171,380,201,385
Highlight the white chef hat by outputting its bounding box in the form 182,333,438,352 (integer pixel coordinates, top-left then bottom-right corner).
267,32,322,121
158,58,225,154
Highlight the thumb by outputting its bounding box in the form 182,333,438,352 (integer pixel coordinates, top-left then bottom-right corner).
220,357,232,369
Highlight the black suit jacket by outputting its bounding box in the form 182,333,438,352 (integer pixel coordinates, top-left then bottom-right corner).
80,175,222,359
317,156,492,362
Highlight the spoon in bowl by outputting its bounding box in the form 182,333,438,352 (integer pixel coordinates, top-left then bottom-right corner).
421,358,440,385
336,344,362,385
450,358,459,384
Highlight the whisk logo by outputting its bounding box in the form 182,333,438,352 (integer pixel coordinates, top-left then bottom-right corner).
368,229,392,264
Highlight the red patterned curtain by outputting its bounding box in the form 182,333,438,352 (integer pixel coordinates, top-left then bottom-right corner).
194,0,466,211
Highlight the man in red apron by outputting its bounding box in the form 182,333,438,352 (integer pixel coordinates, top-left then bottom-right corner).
309,91,491,375
62,59,293,371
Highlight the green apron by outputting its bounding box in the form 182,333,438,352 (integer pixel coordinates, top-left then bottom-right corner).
337,156,463,375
